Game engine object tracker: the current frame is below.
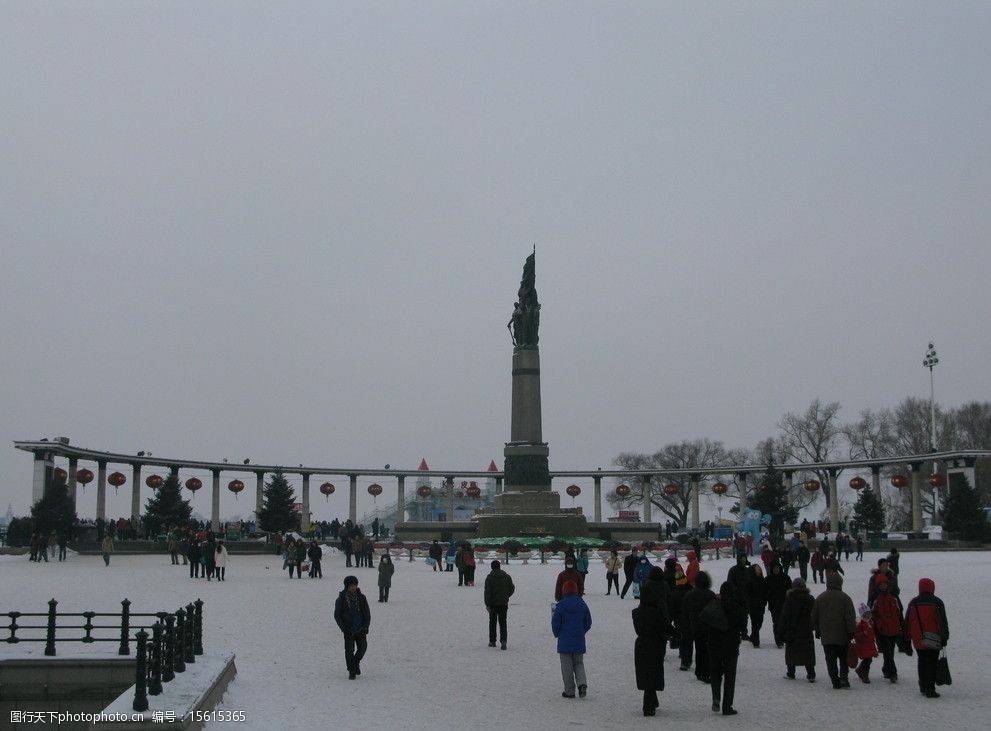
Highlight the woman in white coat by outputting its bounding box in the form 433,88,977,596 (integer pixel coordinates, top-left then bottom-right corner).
215,541,229,581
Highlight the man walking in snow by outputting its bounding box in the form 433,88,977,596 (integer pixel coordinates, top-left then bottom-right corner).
334,575,371,679
484,560,515,650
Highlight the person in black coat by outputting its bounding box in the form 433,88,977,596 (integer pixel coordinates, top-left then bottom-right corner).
633,575,672,716
307,540,323,578
765,561,792,648
704,581,746,716
746,564,768,647
293,540,307,579
333,576,371,679
726,555,753,639
778,577,816,682
188,539,201,578
620,548,640,599
680,570,716,683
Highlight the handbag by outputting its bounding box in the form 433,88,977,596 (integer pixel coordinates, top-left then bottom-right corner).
921,631,942,651
425,557,436,567
935,648,952,686
846,640,859,669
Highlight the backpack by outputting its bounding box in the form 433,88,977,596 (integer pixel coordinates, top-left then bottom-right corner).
699,598,728,632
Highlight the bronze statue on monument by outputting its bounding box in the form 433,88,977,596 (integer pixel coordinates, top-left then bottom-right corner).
507,248,540,349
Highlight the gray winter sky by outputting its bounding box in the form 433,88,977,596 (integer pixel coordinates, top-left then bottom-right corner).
2,2,989,522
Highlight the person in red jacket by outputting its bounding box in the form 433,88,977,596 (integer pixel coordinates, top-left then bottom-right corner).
555,560,585,601
685,551,701,588
854,603,879,683
905,577,949,699
871,573,904,682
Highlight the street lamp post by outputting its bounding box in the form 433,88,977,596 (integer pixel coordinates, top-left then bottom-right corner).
923,342,940,522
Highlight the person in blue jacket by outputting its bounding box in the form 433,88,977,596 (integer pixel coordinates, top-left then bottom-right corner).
552,579,593,698
633,555,654,599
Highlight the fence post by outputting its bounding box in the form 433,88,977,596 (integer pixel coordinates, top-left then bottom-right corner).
119,599,131,655
133,628,149,712
174,609,186,674
162,614,175,682
184,603,195,664
44,599,57,656
193,599,203,655
149,622,163,695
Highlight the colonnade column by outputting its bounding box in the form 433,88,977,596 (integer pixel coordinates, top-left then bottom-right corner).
96,461,107,522
131,464,142,527
67,457,78,511
446,476,455,522
349,475,358,523
301,474,311,532
690,474,700,531
32,451,52,505
396,475,406,524
871,465,881,494
782,471,793,510
909,462,923,533
737,472,748,517
828,469,840,532
641,475,652,523
255,473,265,518
211,469,221,533
593,475,602,523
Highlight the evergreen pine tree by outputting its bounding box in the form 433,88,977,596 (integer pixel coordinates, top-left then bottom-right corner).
31,479,76,538
257,470,297,534
748,461,798,540
143,473,193,535
943,473,989,541
852,487,885,536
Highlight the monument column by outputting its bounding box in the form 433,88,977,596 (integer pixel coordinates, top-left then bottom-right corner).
349,474,358,523
396,475,406,524
593,475,602,523
737,472,748,517
909,462,924,533
67,457,78,511
301,474,311,532
211,469,221,533
131,463,142,528
828,469,840,531
96,461,107,522
641,475,652,523
255,472,265,517
495,476,503,494
690,474,700,531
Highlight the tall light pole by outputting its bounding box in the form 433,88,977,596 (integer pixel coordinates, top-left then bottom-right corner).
923,342,940,522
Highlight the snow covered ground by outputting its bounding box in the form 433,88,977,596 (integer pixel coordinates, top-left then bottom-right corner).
2,549,987,730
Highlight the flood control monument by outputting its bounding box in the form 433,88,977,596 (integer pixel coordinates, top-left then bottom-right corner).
472,249,589,537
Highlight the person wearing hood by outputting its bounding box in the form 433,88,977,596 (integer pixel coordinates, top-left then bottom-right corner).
811,572,856,689
377,554,395,602
779,577,816,682
632,571,671,716
685,550,700,587
765,561,791,648
555,559,585,601
631,555,653,600
854,603,879,683
905,577,949,699
215,541,229,581
681,570,716,680
552,580,592,699
704,581,746,716
333,575,371,679
670,563,692,661
871,571,904,682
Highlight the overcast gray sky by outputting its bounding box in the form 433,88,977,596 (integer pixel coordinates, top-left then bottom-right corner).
2,2,989,522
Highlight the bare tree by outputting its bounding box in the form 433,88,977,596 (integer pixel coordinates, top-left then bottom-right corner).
950,401,991,449
777,398,842,506
844,408,897,460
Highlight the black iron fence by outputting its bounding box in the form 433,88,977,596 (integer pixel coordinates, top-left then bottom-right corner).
3,598,204,711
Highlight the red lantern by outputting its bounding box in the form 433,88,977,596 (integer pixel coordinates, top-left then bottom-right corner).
566,484,581,498
849,476,867,491
804,479,821,493
890,475,909,489
228,479,245,500
417,485,432,498
711,482,728,496
146,474,163,489
466,484,482,498
76,468,94,486
54,467,68,482
927,474,946,489
663,483,680,496
368,483,383,498
615,484,631,497
108,471,127,492
320,482,335,501
185,477,202,492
